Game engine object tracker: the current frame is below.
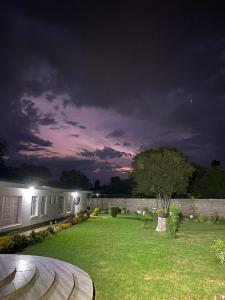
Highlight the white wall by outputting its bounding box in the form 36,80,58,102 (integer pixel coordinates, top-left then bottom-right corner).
0,183,89,233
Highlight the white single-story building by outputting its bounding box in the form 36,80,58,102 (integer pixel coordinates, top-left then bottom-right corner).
0,180,90,234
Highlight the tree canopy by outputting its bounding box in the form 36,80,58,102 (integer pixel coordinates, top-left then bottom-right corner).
191,167,225,198
60,169,90,189
132,148,194,213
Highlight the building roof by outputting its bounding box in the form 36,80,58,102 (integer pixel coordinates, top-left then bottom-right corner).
0,180,91,193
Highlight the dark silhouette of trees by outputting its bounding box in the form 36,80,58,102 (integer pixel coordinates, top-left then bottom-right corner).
191,167,225,198
211,160,221,168
6,164,52,184
102,176,133,196
60,169,90,189
93,179,101,192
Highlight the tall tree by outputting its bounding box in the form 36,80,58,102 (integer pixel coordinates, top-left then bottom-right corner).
211,160,221,168
11,164,52,184
60,169,90,189
93,179,101,191
132,148,194,214
188,163,207,195
105,176,132,196
191,167,225,198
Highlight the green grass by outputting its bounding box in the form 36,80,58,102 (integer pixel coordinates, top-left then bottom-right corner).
22,215,225,299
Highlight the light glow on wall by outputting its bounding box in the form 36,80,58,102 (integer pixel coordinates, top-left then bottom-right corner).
73,191,79,198
29,186,35,193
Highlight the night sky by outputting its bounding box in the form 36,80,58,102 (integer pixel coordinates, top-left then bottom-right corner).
1,1,225,183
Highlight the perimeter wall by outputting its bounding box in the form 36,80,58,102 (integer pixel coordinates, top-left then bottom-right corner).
88,198,225,217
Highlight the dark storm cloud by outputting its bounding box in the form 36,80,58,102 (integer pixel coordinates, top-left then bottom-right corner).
65,120,79,126
95,147,131,159
46,93,56,102
7,154,121,182
79,149,95,158
80,147,132,159
39,113,57,126
1,0,225,179
123,142,131,147
69,134,79,138
106,130,125,139
22,99,57,126
65,120,86,129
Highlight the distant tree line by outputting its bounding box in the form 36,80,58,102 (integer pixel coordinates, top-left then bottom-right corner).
0,138,225,198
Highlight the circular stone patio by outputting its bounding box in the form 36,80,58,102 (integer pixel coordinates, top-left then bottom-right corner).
0,254,94,300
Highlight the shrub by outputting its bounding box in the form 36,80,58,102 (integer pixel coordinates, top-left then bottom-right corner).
46,225,55,235
29,230,44,244
57,223,71,231
91,208,101,216
211,239,225,264
38,230,49,239
167,203,181,238
12,234,29,252
65,215,75,224
109,206,120,217
0,236,14,253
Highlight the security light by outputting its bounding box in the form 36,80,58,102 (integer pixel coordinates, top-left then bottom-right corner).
73,191,79,198
29,186,35,193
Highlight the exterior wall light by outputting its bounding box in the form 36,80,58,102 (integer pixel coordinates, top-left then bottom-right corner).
29,186,35,193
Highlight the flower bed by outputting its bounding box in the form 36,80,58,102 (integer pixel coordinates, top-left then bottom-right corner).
0,212,89,254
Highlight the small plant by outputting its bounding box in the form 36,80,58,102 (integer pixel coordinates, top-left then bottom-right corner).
57,223,71,231
29,230,44,244
211,239,225,264
91,208,101,216
109,206,120,217
65,215,75,224
46,225,55,235
0,236,14,253
156,208,166,217
143,207,149,213
167,203,181,238
12,234,29,252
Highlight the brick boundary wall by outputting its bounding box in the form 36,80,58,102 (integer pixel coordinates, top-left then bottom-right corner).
88,198,225,217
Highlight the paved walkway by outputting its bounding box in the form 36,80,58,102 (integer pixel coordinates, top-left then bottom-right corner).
0,254,94,299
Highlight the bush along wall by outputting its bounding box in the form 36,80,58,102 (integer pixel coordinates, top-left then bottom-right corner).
109,206,121,217
0,212,89,254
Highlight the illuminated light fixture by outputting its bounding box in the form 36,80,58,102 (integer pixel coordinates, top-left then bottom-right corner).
96,193,99,197
29,186,35,193
73,191,79,198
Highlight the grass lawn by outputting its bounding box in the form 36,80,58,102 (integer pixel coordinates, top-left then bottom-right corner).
22,215,225,299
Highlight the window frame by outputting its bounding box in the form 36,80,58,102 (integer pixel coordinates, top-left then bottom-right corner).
31,196,38,217
40,195,47,215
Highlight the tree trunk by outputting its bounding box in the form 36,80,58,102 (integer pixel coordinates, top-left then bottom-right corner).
156,217,167,232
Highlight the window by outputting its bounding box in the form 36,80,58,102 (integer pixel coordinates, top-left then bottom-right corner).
0,196,21,226
58,196,64,214
49,195,53,205
31,196,38,216
41,196,47,215
66,197,71,212
53,195,57,205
